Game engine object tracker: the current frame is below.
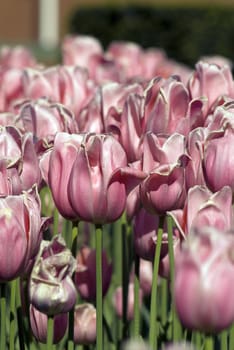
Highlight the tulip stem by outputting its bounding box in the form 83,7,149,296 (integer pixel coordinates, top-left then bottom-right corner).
16,279,25,350
10,279,17,350
167,215,182,341
149,216,164,350
67,222,79,350
122,221,129,339
0,283,6,350
133,253,140,338
47,316,54,350
204,335,214,350
229,324,234,350
220,330,227,350
95,224,103,350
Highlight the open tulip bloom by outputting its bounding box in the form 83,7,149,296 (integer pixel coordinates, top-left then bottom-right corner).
1,34,234,350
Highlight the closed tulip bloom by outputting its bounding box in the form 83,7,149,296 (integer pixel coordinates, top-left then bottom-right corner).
75,246,112,301
202,125,234,192
30,304,68,344
68,133,127,224
174,226,234,333
188,60,234,116
0,187,45,282
29,235,77,316
169,185,234,238
74,303,96,345
45,132,86,220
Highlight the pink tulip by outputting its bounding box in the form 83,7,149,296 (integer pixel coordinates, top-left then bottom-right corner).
107,41,144,80
44,132,85,219
75,246,112,301
185,127,208,190
113,283,143,321
110,132,188,218
74,303,96,345
16,98,78,143
169,185,234,238
140,132,188,215
0,187,45,281
145,76,204,136
174,226,234,333
202,125,234,192
62,35,103,68
68,133,127,224
30,304,68,344
188,60,234,116
29,235,77,316
130,258,153,296
0,45,36,69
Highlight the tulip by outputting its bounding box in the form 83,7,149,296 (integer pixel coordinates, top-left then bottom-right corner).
0,45,36,68
202,125,234,192
133,207,169,261
68,133,127,224
16,98,78,144
75,246,112,301
145,76,204,136
185,127,208,190
0,187,45,281
174,226,234,333
29,235,77,316
62,34,103,68
74,303,96,345
139,132,188,215
169,185,234,238
29,304,68,344
113,283,143,321
130,258,153,296
188,60,234,116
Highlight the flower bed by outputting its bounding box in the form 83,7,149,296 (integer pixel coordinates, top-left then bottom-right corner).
0,34,234,350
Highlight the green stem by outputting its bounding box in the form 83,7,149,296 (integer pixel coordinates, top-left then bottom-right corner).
16,279,25,350
160,278,168,327
95,224,103,350
67,222,79,350
149,217,164,350
229,324,234,350
133,254,140,338
47,316,54,350
10,279,17,350
0,283,6,350
122,221,129,340
204,335,214,350
220,330,227,350
167,215,182,341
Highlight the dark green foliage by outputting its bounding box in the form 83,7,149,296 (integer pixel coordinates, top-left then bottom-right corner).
68,5,234,67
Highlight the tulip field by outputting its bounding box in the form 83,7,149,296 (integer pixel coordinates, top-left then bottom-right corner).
0,35,234,350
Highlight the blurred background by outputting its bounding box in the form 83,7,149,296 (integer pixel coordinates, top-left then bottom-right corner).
0,0,234,67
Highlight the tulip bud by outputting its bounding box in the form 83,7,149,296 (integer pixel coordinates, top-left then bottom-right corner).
74,303,96,344
29,235,77,316
29,304,68,344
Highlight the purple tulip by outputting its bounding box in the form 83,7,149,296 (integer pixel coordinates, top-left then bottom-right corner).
30,304,68,344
